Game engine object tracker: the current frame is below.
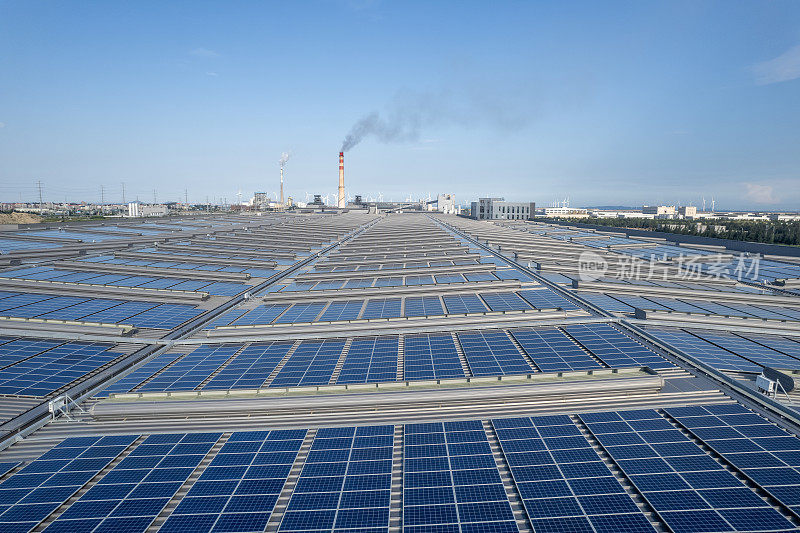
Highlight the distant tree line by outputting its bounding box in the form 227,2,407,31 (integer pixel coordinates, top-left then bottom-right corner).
540,217,800,246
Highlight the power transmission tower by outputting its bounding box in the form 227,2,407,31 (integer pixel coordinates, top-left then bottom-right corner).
100,185,105,205
122,182,126,204
153,190,157,204
185,189,188,206
37,180,43,209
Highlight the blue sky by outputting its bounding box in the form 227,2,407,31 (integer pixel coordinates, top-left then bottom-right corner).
1,1,799,210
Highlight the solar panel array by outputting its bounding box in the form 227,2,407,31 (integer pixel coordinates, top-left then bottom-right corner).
281,426,393,531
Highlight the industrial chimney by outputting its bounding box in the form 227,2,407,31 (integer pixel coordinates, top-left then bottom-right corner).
337,152,345,208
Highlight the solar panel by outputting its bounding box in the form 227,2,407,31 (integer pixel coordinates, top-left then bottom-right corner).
361,298,402,319
686,330,800,370
336,336,398,384
44,433,219,532
404,296,445,317
0,341,120,396
0,435,138,532
518,289,581,311
270,339,346,387
645,327,761,373
96,353,183,397
492,415,653,532
510,327,603,372
664,403,800,516
456,330,533,376
442,294,488,314
317,300,364,322
480,292,532,312
273,302,326,324
137,344,243,392
163,429,304,533
203,342,294,390
404,421,517,531
233,304,290,326
281,425,392,531
563,324,673,370
581,408,796,532
403,333,465,381
574,292,634,314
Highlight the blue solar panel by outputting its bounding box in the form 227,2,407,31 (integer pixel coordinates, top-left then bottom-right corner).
404,421,517,531
518,289,581,311
457,330,534,376
404,333,465,381
233,304,290,326
96,353,183,397
336,336,398,384
162,430,303,533
361,298,402,319
281,425,392,531
563,324,673,370
404,296,445,317
686,330,800,370
480,292,532,312
203,342,294,390
664,404,800,516
492,415,651,532
442,294,488,314
510,327,603,372
317,300,364,322
137,344,243,392
0,341,120,396
45,433,219,532
645,327,761,373
273,302,326,324
576,292,636,314
270,339,346,387
581,408,796,532
0,435,138,532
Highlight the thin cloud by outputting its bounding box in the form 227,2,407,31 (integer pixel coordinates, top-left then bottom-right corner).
190,47,221,58
0,122,5,128
744,183,778,204
205,71,219,77
752,44,800,85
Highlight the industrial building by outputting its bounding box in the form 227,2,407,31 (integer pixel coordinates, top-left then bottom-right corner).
0,211,798,532
471,198,536,220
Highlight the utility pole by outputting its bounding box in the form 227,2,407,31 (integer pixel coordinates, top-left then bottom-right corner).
37,180,43,210
122,182,126,204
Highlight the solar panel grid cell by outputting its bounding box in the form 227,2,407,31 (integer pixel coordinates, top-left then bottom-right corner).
361,299,402,320
442,294,488,314
404,296,445,318
403,421,517,532
336,336,399,384
203,342,294,390
665,404,800,517
318,300,364,322
137,344,243,392
563,324,673,370
582,408,797,533
0,435,138,532
456,330,533,377
645,328,761,373
281,426,392,532
270,339,346,387
518,289,581,311
510,327,603,372
479,292,532,312
403,333,465,381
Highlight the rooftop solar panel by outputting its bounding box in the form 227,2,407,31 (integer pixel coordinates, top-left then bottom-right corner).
457,330,533,377
510,327,603,372
403,333,466,381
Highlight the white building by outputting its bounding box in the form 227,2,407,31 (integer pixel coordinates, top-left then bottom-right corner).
127,202,168,218
471,198,536,220
437,194,457,214
538,207,589,218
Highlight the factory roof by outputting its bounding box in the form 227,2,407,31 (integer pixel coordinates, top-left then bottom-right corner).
0,211,799,532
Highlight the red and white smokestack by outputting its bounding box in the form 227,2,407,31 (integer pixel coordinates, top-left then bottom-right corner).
337,151,345,208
